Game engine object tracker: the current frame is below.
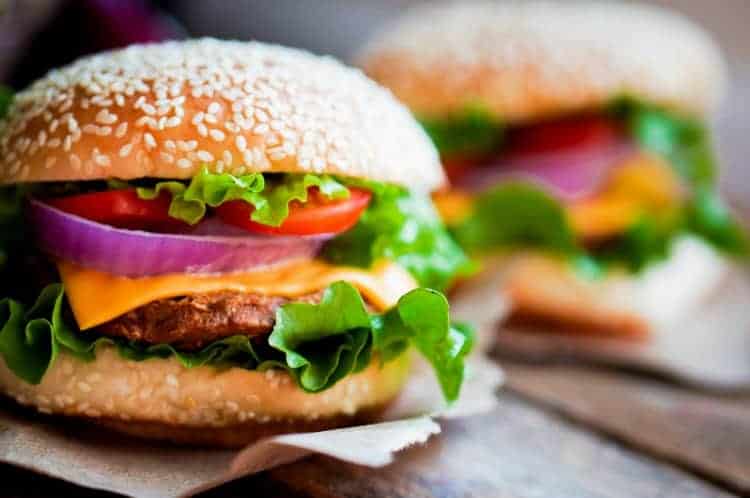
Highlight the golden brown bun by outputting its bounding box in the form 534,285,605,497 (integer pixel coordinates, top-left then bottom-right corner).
0,346,411,447
501,237,729,339
0,38,444,192
359,1,727,123
503,255,649,339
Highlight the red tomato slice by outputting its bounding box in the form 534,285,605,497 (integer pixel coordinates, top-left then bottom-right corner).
46,189,185,231
504,115,622,158
216,188,372,236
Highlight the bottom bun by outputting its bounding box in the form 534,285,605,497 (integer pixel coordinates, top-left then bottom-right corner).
0,346,411,448
503,237,729,339
95,402,392,448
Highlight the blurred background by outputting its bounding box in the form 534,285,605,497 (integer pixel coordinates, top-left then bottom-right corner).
1,0,748,201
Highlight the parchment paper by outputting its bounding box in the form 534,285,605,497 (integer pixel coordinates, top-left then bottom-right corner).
0,354,503,498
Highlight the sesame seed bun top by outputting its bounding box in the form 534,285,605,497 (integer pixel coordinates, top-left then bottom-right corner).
0,38,444,192
358,1,728,123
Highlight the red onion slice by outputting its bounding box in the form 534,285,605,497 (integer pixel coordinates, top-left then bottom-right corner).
455,141,635,201
27,199,331,277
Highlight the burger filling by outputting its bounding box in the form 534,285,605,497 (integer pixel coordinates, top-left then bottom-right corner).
425,98,747,275
0,140,474,401
97,290,326,350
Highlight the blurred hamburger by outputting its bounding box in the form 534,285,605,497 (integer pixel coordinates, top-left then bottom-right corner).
0,39,473,447
359,1,747,338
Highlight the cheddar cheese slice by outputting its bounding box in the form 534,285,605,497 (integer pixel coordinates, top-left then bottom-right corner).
58,259,417,330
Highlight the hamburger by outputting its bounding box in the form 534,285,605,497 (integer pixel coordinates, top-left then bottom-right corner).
359,1,747,338
0,39,473,447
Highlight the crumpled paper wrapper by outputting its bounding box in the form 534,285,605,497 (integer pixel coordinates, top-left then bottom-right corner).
0,353,503,498
462,258,750,391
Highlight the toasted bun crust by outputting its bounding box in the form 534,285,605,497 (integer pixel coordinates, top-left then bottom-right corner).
359,1,727,123
0,347,411,447
0,38,443,192
502,237,729,339
504,255,649,339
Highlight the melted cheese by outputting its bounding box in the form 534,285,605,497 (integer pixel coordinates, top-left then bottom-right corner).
568,153,683,240
433,190,474,225
58,260,417,330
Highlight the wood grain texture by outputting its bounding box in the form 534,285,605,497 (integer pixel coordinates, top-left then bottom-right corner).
0,391,737,497
503,362,750,496
227,393,733,498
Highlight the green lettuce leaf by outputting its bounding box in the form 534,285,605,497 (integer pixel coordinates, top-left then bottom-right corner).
612,97,716,187
0,282,471,401
323,183,474,291
446,100,747,272
374,289,474,401
419,106,503,158
137,168,349,225
451,183,577,255
685,187,748,256
587,215,678,273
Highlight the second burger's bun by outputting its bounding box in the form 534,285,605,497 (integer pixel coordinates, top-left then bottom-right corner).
0,346,411,448
358,1,727,123
0,38,443,192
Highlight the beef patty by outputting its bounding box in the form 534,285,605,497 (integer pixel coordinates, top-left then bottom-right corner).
96,290,324,350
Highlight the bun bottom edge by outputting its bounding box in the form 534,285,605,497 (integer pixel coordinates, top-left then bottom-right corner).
93,400,395,448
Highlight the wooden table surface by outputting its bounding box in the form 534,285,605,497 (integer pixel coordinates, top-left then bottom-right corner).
3,351,749,498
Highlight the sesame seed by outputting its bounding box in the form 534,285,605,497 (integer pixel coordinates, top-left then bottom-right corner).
45,157,57,168
165,374,179,388
95,109,117,125
197,150,214,162
119,143,133,157
235,135,247,151
115,122,128,138
77,382,92,393
135,116,155,128
142,103,156,115
67,116,79,132
0,38,441,190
